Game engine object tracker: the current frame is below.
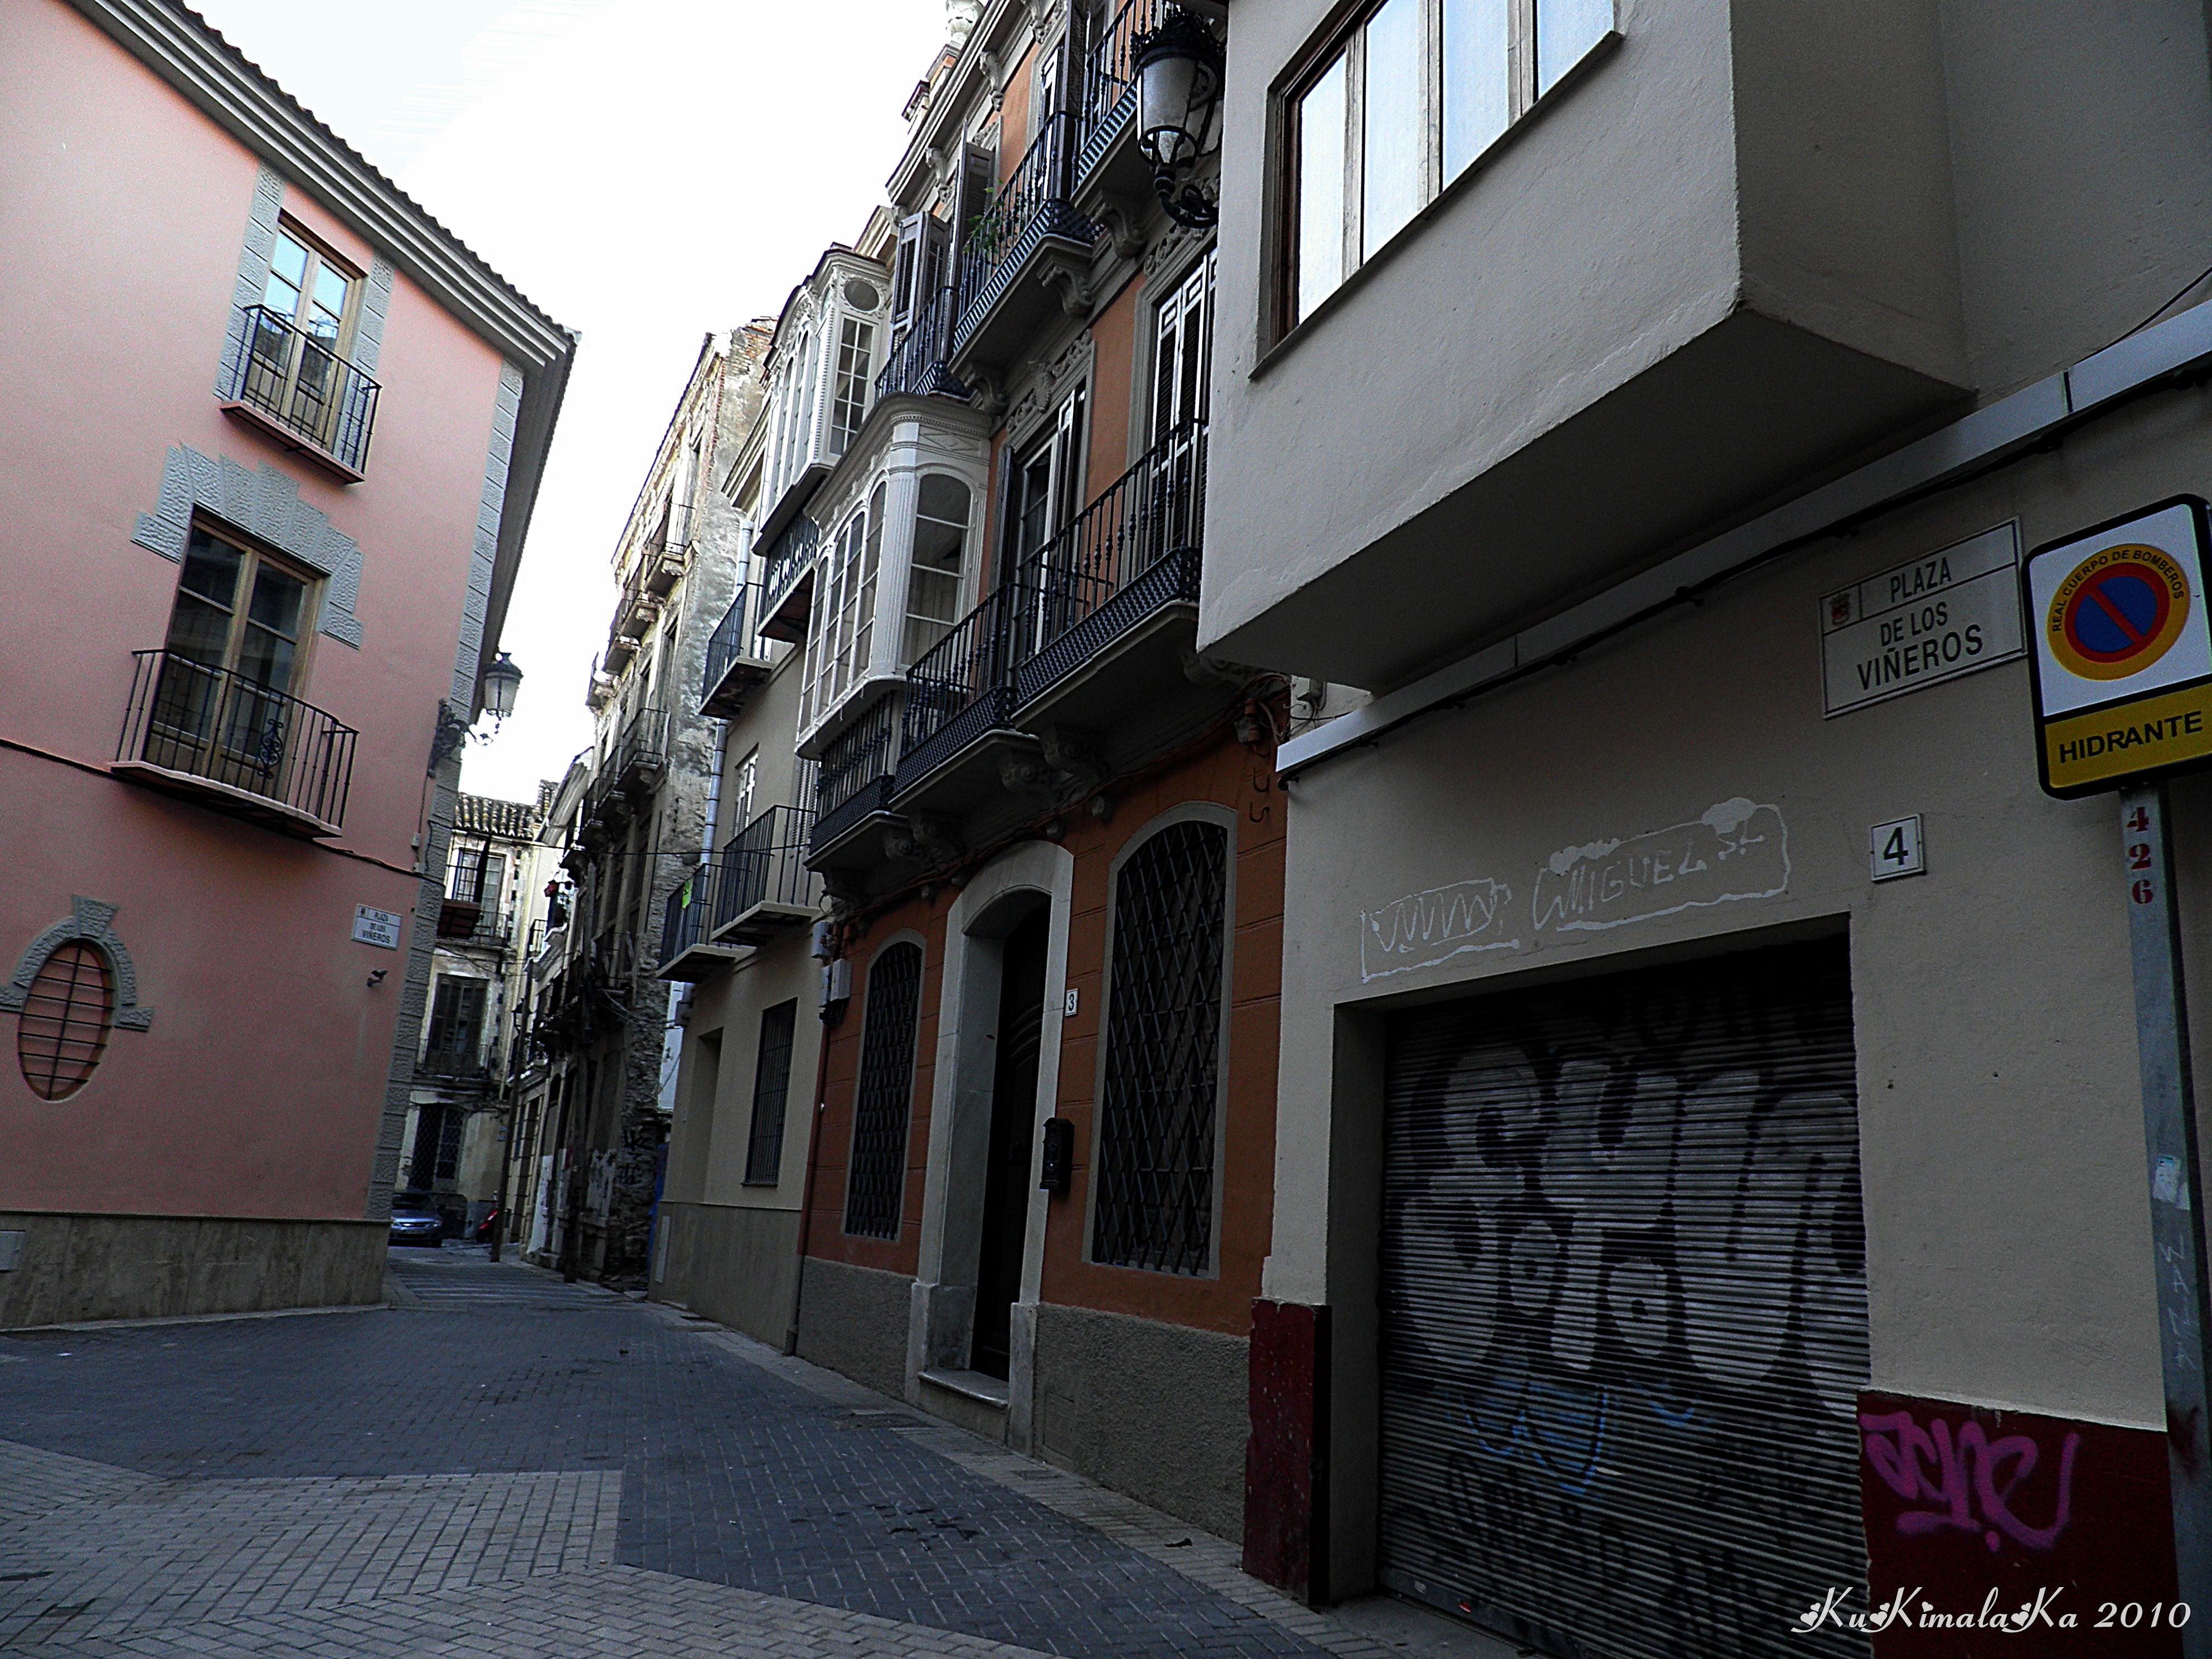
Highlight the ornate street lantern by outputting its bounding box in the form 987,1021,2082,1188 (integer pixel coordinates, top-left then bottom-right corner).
1133,7,1225,229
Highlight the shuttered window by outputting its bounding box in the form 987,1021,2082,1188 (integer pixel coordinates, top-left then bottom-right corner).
1090,821,1229,1275
843,943,923,1239
1378,938,1867,1658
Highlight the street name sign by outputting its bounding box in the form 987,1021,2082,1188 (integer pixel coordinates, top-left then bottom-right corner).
352,905,402,948
1820,523,2023,716
2024,497,2212,798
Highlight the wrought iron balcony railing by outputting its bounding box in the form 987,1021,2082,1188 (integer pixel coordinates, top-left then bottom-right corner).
713,804,823,941
116,649,357,833
221,305,380,474
954,110,1095,350
876,286,970,402
811,694,901,853
758,515,822,637
1076,0,1172,180
1008,418,1207,703
659,864,719,971
701,585,767,717
612,706,670,790
898,584,1019,788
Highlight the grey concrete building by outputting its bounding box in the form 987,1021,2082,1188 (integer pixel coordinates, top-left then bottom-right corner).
1205,0,2212,1643
521,330,770,1286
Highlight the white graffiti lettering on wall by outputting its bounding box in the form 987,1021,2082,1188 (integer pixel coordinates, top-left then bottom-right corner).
1532,798,1789,934
1360,878,1520,982
1360,799,1791,976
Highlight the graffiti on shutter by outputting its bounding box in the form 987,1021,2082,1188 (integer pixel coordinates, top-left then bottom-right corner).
1380,938,1869,1659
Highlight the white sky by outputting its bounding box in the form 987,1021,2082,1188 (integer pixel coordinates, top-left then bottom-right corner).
190,0,950,804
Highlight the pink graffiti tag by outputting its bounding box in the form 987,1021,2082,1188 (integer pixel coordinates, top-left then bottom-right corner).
1860,1410,2080,1553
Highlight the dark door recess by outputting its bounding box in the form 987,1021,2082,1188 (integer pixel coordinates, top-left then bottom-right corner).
972,906,1050,1380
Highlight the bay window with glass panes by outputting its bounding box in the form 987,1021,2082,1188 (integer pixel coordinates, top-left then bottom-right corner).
1282,0,1617,332
759,265,891,513
796,460,979,743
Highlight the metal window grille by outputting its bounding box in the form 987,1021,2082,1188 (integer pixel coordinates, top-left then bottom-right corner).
843,943,924,1239
435,1108,464,1182
15,940,113,1102
745,1000,799,1185
1091,821,1228,1274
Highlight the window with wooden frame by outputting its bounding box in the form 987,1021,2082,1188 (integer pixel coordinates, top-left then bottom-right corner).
423,976,489,1071
144,521,319,785
1279,0,1617,333
902,475,973,667
241,222,366,451
799,484,885,730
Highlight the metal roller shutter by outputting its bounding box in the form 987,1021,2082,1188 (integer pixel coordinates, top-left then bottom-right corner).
1380,938,1868,1659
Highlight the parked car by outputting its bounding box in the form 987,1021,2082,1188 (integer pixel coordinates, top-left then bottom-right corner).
469,1206,500,1244
388,1196,444,1248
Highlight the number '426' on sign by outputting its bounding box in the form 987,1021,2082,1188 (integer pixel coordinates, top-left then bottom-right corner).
2022,496,2212,798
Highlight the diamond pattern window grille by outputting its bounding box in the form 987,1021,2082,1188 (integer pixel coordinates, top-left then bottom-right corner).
843,942,924,1239
1091,821,1228,1274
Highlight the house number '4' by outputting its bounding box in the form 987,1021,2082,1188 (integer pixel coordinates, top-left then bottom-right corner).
1870,816,1927,882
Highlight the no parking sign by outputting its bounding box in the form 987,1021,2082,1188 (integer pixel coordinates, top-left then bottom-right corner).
2024,496,2212,797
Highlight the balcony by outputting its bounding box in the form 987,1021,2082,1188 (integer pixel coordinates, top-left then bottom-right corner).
711,805,823,946
950,110,1097,378
436,900,511,951
892,584,1031,811
1073,0,1173,201
416,1047,490,1084
808,694,901,864
114,649,356,837
644,502,690,596
876,286,970,403
756,516,821,643
1007,419,1207,722
657,862,743,981
700,585,769,719
611,706,670,796
219,305,380,481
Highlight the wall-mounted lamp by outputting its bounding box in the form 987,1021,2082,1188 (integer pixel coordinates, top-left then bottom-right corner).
480,652,524,724
1133,6,1225,229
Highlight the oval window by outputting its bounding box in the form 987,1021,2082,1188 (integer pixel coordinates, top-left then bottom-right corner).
844,278,881,312
17,940,114,1101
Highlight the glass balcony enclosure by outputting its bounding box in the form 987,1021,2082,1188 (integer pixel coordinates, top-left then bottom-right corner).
757,253,893,534
792,414,987,750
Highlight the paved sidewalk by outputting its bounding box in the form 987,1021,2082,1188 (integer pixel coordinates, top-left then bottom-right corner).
0,1250,1512,1658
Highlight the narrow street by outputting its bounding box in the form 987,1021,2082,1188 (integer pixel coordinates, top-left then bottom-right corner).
0,1252,1502,1658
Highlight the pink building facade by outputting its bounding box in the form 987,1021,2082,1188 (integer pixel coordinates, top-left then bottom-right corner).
0,0,573,1323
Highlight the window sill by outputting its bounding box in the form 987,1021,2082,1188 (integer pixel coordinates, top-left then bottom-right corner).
218,400,367,484
1252,28,1624,384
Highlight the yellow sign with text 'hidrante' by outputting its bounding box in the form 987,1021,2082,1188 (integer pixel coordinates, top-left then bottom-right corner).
2023,498,2212,799
2043,679,2212,793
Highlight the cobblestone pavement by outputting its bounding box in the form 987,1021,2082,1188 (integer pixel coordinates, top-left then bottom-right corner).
0,1249,1496,1659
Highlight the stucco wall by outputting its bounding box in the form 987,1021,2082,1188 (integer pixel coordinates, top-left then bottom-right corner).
1265,384,2212,1466
0,1,516,1234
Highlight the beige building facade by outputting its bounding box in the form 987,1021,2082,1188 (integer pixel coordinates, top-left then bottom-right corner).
1206,0,2212,1645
